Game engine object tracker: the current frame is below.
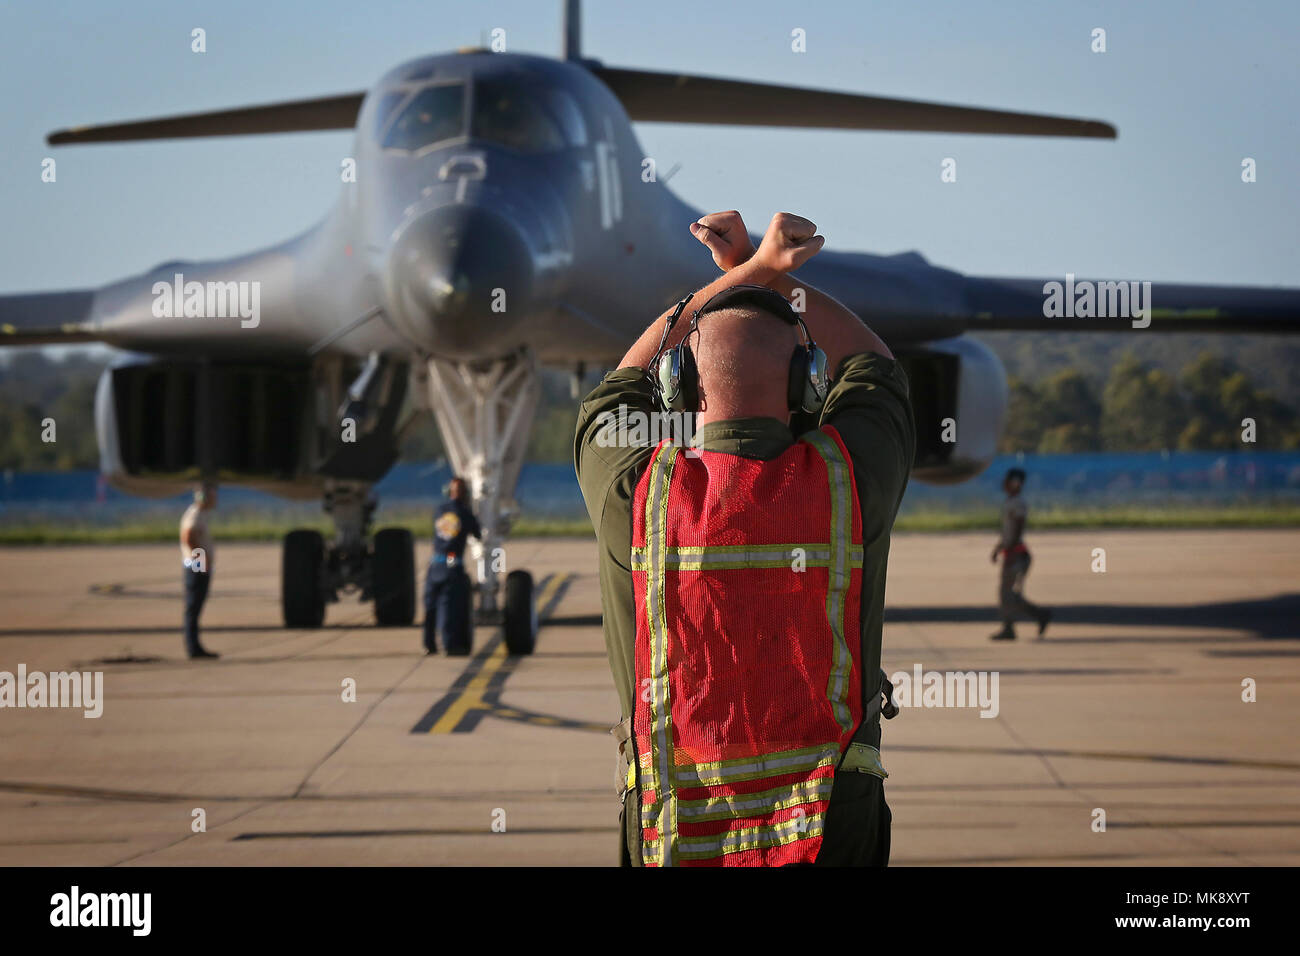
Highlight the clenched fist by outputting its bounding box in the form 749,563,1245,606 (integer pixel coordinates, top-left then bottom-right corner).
751,212,825,274
689,210,755,272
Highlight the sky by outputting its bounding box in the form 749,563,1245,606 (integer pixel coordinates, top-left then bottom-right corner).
0,0,1296,301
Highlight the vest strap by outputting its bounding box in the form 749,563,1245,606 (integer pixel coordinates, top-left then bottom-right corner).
838,742,888,779
836,669,897,775
611,717,634,796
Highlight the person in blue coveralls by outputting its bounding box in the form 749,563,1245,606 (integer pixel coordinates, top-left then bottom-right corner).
423,476,481,656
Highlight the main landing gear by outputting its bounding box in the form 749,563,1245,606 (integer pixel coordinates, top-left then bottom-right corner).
278,349,541,655
281,483,415,628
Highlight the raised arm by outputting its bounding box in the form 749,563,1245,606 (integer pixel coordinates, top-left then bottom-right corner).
618,259,779,369
690,211,893,371
618,210,831,370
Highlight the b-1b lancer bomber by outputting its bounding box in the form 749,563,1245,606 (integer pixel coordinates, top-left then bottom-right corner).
4,0,1296,647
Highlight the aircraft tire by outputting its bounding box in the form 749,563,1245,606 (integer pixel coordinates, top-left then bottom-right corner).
373,527,416,627
503,569,537,655
282,529,326,628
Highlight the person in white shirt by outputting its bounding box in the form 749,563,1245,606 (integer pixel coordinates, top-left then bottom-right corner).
989,468,1051,641
179,483,219,659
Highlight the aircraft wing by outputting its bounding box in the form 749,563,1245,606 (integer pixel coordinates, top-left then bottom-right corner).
789,251,1300,343
962,276,1300,334
45,93,364,145
590,66,1115,138
0,290,100,345
0,227,378,356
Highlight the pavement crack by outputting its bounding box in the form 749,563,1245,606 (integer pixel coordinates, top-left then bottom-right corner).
291,654,429,799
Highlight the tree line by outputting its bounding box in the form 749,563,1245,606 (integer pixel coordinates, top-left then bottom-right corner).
2,343,1298,471
1001,350,1300,453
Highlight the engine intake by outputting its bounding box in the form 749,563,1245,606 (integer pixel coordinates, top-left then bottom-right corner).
94,355,407,498
895,335,1007,484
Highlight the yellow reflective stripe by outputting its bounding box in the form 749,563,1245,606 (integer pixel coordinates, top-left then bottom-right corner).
672,744,839,787
645,774,836,827
642,443,679,867
676,812,826,860
665,556,825,571
638,541,828,554
804,430,855,735
671,741,835,775
632,542,863,556
631,545,864,572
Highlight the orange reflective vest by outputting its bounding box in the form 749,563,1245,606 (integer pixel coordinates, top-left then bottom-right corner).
631,425,865,866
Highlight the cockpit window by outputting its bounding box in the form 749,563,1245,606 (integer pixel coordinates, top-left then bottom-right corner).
543,88,588,146
382,83,466,152
371,91,409,138
472,78,585,153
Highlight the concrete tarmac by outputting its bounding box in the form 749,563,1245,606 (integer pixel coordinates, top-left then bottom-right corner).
0,529,1297,866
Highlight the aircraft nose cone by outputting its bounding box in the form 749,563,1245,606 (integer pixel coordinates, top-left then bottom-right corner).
389,205,533,353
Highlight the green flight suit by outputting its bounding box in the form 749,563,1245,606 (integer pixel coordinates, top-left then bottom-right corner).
574,351,915,865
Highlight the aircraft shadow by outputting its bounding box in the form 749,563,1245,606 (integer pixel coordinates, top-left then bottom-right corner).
0,624,374,638
5,596,1297,642
886,593,1300,641
542,614,603,627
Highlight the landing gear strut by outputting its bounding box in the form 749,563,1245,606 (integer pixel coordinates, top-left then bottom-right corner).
424,350,540,650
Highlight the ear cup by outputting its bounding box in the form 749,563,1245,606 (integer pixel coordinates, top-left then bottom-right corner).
657,343,698,411
676,343,699,411
655,348,679,410
788,345,830,413
803,345,830,413
787,348,807,412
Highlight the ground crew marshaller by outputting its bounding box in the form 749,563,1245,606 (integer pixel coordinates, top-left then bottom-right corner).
575,210,915,866
179,482,219,660
989,467,1052,641
423,476,481,656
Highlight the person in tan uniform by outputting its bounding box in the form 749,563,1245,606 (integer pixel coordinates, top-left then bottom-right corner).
179,483,219,659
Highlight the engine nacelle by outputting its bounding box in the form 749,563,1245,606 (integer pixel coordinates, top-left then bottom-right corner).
895,335,1007,484
95,354,408,498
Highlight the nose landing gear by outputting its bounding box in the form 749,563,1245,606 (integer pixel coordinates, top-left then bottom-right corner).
502,569,537,655
423,349,541,654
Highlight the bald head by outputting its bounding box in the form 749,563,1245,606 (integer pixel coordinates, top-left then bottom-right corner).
692,306,799,426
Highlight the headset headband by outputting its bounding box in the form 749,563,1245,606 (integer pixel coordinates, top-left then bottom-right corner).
692,284,800,327
657,284,813,353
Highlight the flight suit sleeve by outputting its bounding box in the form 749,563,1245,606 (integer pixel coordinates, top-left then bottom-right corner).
573,367,660,526
573,368,659,717
819,351,916,541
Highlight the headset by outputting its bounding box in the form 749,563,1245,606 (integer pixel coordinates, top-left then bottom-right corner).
650,284,830,415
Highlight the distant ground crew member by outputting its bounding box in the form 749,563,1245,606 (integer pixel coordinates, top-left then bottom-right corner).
576,211,915,866
423,476,481,656
179,483,219,660
989,467,1052,641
